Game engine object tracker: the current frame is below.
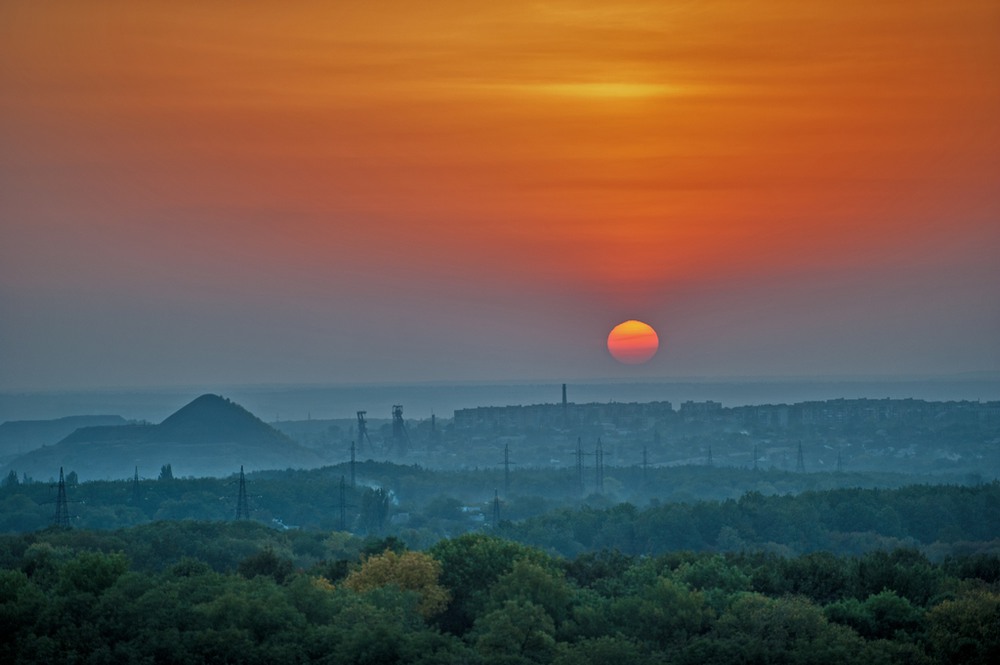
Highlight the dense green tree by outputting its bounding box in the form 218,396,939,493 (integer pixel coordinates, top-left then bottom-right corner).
926,589,1000,665
563,549,633,596
237,546,295,584
862,589,925,641
488,558,575,626
3,523,1000,665
469,599,558,664
58,550,128,595
684,593,879,665
552,635,654,665
430,533,554,634
610,575,713,650
853,548,942,605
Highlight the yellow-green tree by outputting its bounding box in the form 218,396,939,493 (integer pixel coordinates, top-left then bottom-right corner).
927,589,1000,665
343,549,450,619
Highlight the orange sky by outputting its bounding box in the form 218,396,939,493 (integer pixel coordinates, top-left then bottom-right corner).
1,1,998,389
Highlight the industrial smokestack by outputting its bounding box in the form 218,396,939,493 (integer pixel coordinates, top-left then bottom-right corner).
562,383,567,406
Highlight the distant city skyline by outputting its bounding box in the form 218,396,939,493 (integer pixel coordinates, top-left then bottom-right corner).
3,377,999,426
2,1,997,392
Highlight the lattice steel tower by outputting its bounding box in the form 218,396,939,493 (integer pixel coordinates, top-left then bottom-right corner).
235,465,250,520
492,489,501,529
130,466,141,505
594,439,605,494
53,467,70,528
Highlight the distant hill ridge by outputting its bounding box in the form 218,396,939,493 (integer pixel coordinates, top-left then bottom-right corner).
3,394,322,481
60,424,155,445
0,415,128,458
57,394,293,446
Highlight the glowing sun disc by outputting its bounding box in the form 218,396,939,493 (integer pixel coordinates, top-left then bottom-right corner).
607,320,659,365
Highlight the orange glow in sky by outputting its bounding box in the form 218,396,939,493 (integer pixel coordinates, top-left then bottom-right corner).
1,0,997,388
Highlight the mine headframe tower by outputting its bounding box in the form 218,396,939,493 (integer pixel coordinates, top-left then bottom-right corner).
391,405,410,455
356,411,374,453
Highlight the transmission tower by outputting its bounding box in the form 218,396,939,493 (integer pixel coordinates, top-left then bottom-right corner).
334,475,359,531
235,465,250,520
753,444,759,471
340,476,347,530
795,441,806,473
595,439,605,494
576,437,585,494
130,466,141,505
491,489,501,529
500,444,516,496
642,446,649,487
53,467,70,528
350,441,357,487
561,383,568,428
707,446,714,467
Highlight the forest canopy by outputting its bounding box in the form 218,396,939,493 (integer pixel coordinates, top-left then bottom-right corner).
1,525,999,664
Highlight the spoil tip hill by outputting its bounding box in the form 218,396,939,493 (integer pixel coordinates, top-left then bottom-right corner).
4,394,322,481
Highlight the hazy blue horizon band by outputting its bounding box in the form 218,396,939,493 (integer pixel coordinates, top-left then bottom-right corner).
3,376,998,424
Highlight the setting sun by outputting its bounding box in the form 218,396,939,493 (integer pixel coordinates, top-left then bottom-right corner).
607,320,660,365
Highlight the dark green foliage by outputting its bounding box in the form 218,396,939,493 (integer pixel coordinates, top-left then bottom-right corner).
430,533,554,634
503,482,1000,559
237,546,294,584
2,459,997,557
926,589,1000,665
362,535,407,557
563,549,633,595
1,521,999,665
1,471,998,664
853,549,942,605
